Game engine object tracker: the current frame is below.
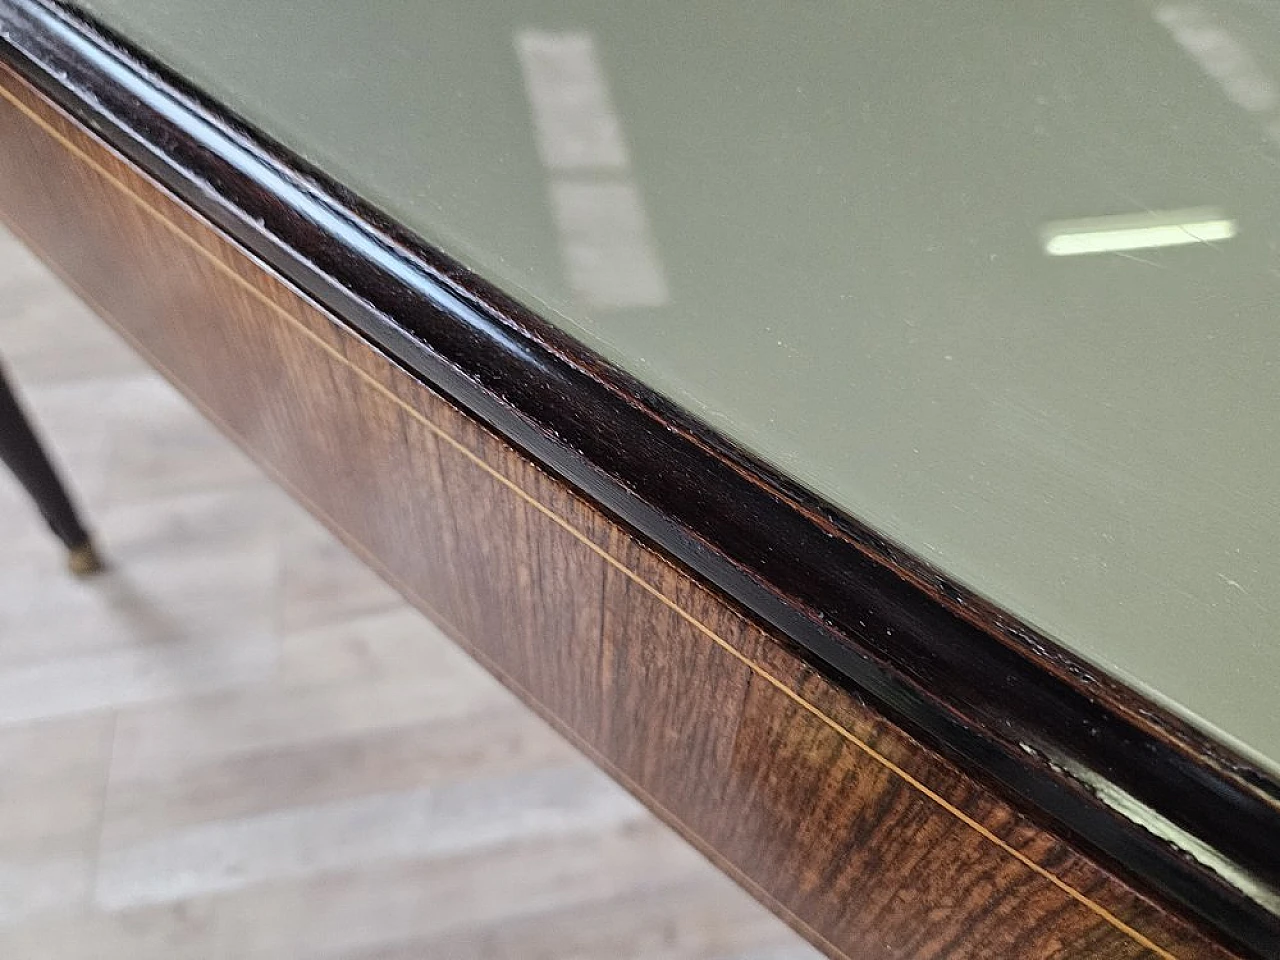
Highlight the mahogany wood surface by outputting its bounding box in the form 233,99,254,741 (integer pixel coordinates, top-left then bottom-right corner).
2,5,1277,956
0,61,1250,960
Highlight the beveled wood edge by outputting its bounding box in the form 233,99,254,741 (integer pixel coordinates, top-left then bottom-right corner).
0,0,1276,953
0,78,1214,958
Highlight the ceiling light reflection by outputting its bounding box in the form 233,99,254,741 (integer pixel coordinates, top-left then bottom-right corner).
1042,208,1237,256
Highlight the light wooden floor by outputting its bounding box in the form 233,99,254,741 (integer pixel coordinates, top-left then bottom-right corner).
0,226,821,960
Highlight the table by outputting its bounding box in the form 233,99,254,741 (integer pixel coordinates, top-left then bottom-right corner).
1,1,1276,956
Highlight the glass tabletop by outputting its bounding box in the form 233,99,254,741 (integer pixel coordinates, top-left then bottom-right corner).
70,0,1280,773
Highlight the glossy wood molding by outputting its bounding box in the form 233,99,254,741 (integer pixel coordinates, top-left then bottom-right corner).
2,2,1278,955
0,58,1256,960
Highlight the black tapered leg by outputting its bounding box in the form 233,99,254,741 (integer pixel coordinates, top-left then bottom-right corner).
0,362,101,574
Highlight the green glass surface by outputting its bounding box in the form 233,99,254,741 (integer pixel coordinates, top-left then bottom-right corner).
70,0,1280,772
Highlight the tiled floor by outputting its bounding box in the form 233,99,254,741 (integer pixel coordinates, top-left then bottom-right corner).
0,226,821,959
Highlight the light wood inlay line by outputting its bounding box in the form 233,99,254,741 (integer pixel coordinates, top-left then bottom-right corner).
0,69,1179,960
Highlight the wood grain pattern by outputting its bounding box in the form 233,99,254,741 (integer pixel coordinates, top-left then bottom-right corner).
3,5,1276,955
0,59,1251,960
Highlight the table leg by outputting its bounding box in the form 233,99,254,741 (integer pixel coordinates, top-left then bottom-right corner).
0,362,102,575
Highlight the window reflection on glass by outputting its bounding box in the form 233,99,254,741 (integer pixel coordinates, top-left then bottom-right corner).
517,30,668,309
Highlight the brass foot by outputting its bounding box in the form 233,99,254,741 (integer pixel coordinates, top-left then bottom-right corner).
66,540,104,577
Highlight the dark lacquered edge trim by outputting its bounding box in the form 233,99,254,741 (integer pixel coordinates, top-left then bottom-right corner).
2,0,1277,953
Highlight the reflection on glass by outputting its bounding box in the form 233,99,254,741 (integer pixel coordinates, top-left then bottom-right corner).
517,30,668,308
550,181,668,307
1156,4,1277,115
516,30,628,171
1041,208,1237,256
